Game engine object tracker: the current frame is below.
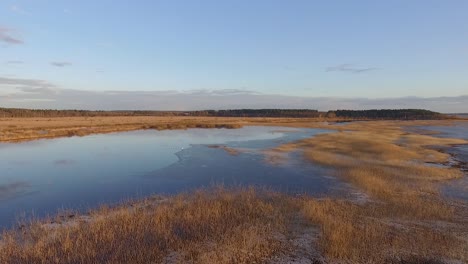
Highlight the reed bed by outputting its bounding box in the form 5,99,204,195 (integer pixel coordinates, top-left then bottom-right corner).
269,121,468,262
0,188,291,264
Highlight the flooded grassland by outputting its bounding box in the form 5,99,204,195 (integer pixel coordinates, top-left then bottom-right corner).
0,119,467,263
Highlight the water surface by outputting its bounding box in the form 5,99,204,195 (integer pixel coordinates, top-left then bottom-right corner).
416,122,468,201
0,126,344,228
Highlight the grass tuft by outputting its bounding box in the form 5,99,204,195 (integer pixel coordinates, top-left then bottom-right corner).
0,188,290,264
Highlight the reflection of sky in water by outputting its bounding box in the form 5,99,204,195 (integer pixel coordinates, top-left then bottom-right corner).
422,122,468,140
0,126,338,228
417,122,468,201
420,122,468,163
0,181,30,200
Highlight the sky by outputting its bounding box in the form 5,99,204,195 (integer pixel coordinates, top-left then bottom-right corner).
1,0,467,112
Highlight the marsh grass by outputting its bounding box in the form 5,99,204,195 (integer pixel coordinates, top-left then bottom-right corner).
2,187,465,263
0,116,339,142
0,116,248,142
0,116,459,142
301,199,465,263
269,121,468,262
0,188,293,264
273,126,466,217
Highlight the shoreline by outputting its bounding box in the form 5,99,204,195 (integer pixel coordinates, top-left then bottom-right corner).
0,116,464,143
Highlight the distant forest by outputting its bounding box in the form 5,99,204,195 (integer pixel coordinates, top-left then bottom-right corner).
333,109,444,120
0,107,445,120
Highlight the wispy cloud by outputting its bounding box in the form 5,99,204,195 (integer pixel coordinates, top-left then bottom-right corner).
0,27,23,45
6,60,24,64
17,86,58,95
0,77,57,89
50,61,72,67
186,89,259,96
326,64,377,73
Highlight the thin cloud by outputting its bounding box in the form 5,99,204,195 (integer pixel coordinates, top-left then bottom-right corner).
9,98,56,103
17,86,58,95
6,60,24,64
326,64,377,73
0,77,57,89
1,86,466,113
0,27,23,45
210,89,259,96
186,89,259,96
51,61,72,67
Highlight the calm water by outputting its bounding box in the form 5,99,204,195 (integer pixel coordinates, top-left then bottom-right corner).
418,122,468,201
0,126,344,228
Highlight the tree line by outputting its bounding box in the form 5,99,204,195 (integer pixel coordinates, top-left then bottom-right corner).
0,107,444,120
331,109,443,120
187,109,321,117
0,108,179,118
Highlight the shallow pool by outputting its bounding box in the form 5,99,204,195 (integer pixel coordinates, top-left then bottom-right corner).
0,126,345,228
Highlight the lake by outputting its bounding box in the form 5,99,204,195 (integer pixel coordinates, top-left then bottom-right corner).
0,126,346,228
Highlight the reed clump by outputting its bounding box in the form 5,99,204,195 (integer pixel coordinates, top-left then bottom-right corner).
301,198,465,263
0,188,291,264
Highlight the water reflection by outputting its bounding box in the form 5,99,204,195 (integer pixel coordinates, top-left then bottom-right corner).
0,126,341,228
417,122,468,201
53,159,77,166
0,181,31,201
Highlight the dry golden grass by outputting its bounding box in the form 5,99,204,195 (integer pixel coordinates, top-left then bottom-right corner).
272,123,466,200
269,120,468,262
0,115,352,142
0,188,294,264
2,187,464,264
302,199,466,263
0,116,252,142
0,115,459,142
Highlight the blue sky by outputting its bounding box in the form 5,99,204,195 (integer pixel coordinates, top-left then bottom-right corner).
1,1,467,110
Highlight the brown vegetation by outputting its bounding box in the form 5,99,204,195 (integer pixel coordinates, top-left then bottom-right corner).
0,116,459,143
0,188,292,264
0,116,249,142
269,121,468,262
